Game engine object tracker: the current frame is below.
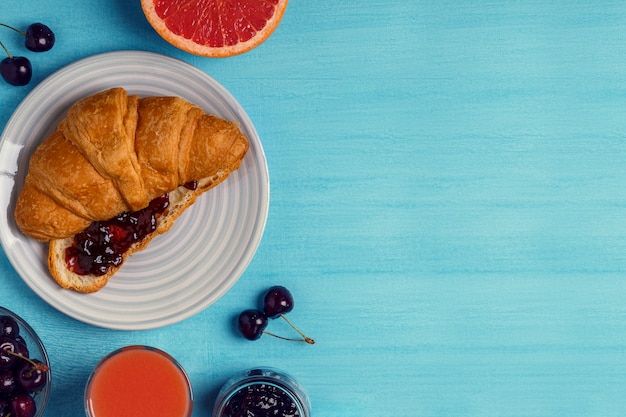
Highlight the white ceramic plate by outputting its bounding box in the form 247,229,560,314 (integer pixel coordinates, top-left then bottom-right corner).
0,51,269,330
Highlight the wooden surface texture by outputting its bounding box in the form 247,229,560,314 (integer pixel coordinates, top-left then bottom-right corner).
2,1,626,416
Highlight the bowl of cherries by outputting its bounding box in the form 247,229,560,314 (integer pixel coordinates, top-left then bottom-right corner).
0,306,51,417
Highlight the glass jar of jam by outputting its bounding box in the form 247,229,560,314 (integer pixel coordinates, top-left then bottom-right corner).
213,367,311,417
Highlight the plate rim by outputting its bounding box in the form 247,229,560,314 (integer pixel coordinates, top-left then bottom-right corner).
0,50,270,330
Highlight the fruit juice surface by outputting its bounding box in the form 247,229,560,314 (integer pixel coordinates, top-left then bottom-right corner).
86,346,192,417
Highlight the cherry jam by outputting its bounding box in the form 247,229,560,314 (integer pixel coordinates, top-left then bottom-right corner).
183,180,198,190
221,383,300,417
65,194,170,276
213,368,310,417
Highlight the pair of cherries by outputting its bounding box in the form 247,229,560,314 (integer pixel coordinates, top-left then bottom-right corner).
238,286,315,345
0,23,55,86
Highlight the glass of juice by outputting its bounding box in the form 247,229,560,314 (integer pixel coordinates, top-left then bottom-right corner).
84,345,193,417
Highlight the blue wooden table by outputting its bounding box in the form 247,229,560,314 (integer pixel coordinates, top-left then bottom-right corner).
3,1,626,416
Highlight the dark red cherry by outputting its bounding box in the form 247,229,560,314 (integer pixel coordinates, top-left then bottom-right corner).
0,336,18,369
238,309,268,340
263,285,294,319
24,23,55,52
0,368,16,393
0,56,32,86
0,315,19,338
13,338,29,360
16,359,48,392
9,392,36,417
0,22,55,53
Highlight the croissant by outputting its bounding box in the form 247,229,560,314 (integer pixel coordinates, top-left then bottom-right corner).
14,87,249,292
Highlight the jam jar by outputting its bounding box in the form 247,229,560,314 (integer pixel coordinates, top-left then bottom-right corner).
213,367,311,417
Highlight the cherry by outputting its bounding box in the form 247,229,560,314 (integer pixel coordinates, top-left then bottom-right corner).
0,336,18,369
238,309,268,341
9,392,36,417
0,50,31,86
16,359,47,393
263,285,294,318
0,368,16,394
0,23,55,52
0,316,19,338
13,338,29,360
24,23,55,52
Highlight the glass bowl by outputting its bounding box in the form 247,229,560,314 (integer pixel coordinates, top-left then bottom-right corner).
0,306,52,417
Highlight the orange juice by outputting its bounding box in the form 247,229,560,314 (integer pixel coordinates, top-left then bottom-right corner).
85,346,193,417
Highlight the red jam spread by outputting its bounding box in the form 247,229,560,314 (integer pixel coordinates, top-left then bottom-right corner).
183,180,197,190
65,194,170,276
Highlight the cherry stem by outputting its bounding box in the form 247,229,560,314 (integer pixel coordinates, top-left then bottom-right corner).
0,40,12,59
4,349,50,372
279,313,315,344
0,23,26,36
262,330,314,344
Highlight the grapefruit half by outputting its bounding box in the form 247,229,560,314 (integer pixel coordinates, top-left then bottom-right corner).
141,0,289,58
